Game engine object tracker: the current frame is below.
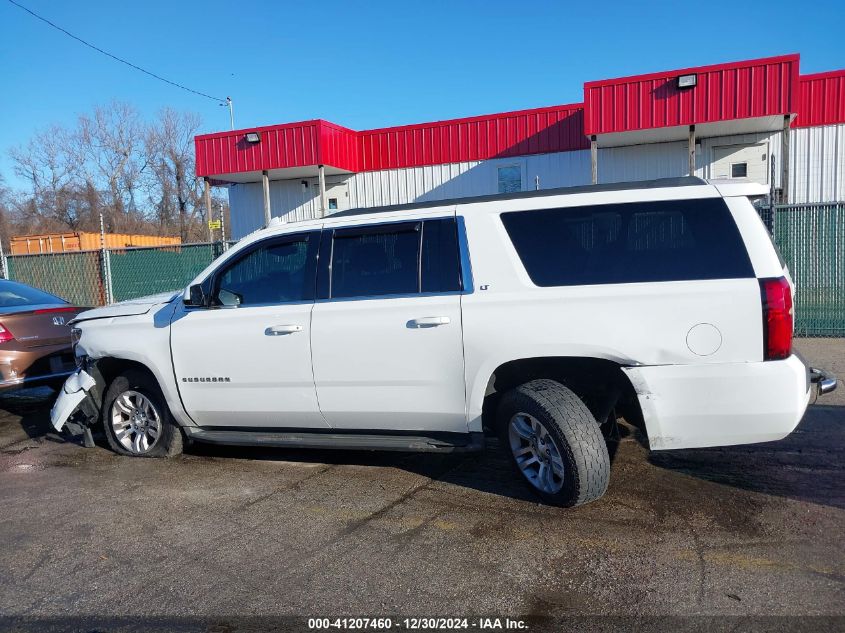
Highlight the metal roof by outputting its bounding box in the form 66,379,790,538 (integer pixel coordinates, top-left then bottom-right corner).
195,54,845,181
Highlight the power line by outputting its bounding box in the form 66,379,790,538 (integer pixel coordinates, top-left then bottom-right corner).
6,0,227,103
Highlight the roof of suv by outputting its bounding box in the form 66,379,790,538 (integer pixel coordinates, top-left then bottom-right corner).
328,176,710,218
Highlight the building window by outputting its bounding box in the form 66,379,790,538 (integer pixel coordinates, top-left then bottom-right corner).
498,165,522,194
731,162,748,178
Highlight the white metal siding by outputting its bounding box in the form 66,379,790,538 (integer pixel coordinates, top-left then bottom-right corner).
225,125,845,238
790,124,845,203
598,142,689,183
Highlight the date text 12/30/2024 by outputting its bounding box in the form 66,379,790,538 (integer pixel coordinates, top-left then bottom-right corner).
308,618,528,630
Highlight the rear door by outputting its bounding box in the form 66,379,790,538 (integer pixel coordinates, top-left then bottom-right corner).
310,213,469,432
170,230,327,428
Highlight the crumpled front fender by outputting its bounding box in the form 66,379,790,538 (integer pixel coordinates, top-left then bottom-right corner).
50,370,98,432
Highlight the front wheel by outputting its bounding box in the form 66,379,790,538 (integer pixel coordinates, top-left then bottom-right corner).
498,379,610,507
103,369,183,458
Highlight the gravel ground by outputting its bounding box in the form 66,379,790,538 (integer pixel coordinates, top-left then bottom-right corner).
0,339,842,632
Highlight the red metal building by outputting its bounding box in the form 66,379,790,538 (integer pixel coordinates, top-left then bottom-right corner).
195,54,845,238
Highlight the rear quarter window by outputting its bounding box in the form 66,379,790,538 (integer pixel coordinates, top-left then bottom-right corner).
501,198,754,287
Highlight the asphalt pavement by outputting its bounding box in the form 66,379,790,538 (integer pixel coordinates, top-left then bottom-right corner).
0,339,842,632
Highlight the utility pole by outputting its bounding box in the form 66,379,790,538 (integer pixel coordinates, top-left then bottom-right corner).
222,97,234,130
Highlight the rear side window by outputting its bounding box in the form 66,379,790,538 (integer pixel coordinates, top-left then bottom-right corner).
331,223,420,298
501,198,753,287
328,218,462,299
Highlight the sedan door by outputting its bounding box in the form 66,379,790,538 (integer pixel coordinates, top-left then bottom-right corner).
310,215,469,432
170,230,327,428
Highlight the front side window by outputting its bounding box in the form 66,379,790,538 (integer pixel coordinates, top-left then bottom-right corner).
501,199,754,287
327,218,462,299
213,234,316,306
498,165,522,194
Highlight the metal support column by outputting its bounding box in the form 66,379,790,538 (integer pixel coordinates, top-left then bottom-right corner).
688,125,696,176
318,164,328,217
781,115,791,204
590,136,598,184
262,170,272,227
204,178,213,242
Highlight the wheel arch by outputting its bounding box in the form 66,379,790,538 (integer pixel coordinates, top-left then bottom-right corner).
87,356,192,427
477,356,645,436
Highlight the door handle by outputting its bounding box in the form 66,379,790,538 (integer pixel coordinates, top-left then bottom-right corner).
265,324,303,336
407,316,451,328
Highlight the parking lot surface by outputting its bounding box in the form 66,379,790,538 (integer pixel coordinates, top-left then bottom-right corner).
0,339,843,631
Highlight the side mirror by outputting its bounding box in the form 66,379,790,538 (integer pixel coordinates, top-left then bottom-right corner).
183,284,207,307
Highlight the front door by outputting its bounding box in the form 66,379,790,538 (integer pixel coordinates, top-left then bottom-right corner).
170,230,327,428
310,215,468,432
712,143,769,184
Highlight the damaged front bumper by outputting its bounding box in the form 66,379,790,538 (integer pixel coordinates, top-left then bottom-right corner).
50,369,98,433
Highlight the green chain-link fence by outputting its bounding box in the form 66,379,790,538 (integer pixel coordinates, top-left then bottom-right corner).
108,243,228,303
770,203,845,337
5,250,105,307
2,206,843,337
3,242,232,308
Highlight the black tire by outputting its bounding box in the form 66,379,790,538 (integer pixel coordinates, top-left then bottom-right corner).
102,369,183,458
497,379,610,507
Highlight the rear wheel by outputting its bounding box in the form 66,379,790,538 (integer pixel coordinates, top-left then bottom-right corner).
103,370,182,458
498,379,610,507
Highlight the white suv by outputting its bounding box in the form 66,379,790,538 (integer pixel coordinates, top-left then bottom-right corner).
51,177,837,506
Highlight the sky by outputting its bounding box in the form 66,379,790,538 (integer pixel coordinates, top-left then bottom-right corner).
1,0,843,190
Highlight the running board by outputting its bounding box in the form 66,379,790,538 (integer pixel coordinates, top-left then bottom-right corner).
183,427,485,453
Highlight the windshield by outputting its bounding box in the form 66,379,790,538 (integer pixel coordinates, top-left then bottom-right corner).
0,281,66,308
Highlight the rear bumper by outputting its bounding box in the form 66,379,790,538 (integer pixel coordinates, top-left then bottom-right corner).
623,354,812,450
0,369,74,390
0,343,76,390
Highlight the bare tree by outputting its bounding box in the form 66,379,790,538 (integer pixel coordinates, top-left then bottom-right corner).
78,102,145,232
9,125,85,229
144,108,203,241
6,102,228,244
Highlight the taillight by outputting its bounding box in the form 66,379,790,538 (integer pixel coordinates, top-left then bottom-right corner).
0,324,13,344
760,277,793,360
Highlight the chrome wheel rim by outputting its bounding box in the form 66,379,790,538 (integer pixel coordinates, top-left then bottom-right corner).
110,390,161,454
508,413,564,494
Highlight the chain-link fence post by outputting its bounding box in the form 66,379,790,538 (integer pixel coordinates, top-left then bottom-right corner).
99,214,113,305
0,238,7,280
104,248,114,305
